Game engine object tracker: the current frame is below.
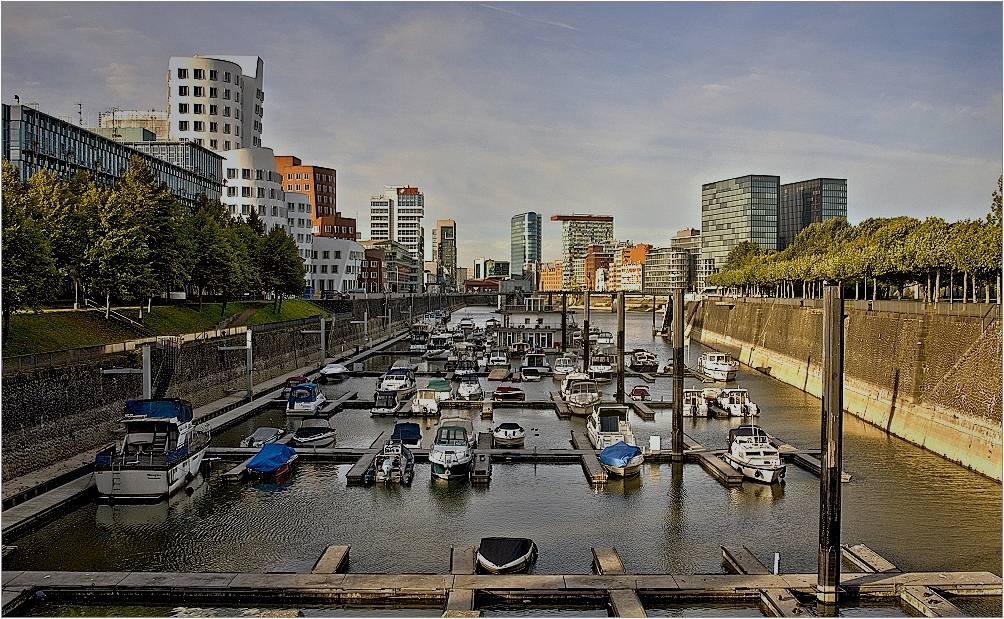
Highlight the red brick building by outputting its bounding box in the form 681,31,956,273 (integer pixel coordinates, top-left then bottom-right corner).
274,155,357,240
362,248,384,293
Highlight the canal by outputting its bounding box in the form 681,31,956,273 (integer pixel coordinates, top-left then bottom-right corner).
5,305,1001,613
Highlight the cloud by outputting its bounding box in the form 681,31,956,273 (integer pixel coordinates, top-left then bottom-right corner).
478,4,580,31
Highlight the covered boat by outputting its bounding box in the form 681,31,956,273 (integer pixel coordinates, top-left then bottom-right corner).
492,422,526,447
457,374,484,400
476,537,538,574
240,426,283,448
599,441,644,477
286,382,327,416
721,425,785,484
246,442,297,483
291,417,336,447
391,422,423,448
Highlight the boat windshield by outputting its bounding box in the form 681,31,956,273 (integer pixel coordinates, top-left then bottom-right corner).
290,386,317,400
375,393,398,407
436,426,469,446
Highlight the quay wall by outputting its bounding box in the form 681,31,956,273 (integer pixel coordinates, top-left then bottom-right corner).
0,296,476,481
689,299,1002,480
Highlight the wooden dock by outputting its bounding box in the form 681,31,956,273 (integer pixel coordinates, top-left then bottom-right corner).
571,431,607,484
722,546,800,617
550,392,571,419
629,401,656,421
772,438,852,482
344,432,388,485
682,434,744,485
311,545,350,574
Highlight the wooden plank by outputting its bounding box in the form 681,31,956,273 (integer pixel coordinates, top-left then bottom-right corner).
841,544,900,573
695,452,743,486
773,440,851,482
580,450,608,485
570,431,590,450
721,546,770,575
0,475,96,539
630,402,656,421
451,546,477,575
592,547,626,575
901,585,967,617
760,589,802,617
443,589,479,616
637,373,655,383
608,589,647,617
311,545,350,574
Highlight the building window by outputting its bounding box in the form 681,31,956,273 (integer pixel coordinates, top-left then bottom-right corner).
271,205,278,216
270,188,276,199
295,184,301,191
227,186,237,197
258,204,266,215
209,122,218,132
321,265,328,274
193,68,204,80
223,89,231,100
209,105,218,115
224,140,231,149
177,68,188,79
178,120,189,131
209,87,218,98
227,168,237,179
242,168,251,179
295,173,301,180
334,251,341,259
241,205,249,215
209,69,218,80
178,103,189,114
255,169,263,180
304,184,310,191
235,126,240,136
223,123,230,134
224,71,231,83
287,173,293,180
241,186,252,198
322,251,330,259
193,86,205,97
210,139,218,149
193,121,204,131
223,107,230,117
331,265,339,274
193,103,204,114
178,85,189,96
257,187,265,198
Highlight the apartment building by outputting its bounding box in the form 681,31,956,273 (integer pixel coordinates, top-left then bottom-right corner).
274,155,356,240
550,214,614,290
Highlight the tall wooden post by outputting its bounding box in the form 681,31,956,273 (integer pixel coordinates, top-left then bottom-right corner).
817,283,845,605
652,293,657,335
561,294,568,352
616,291,625,403
672,291,684,460
583,292,591,370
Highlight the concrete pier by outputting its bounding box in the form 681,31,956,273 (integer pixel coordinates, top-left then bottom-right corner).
841,544,900,574
629,401,656,421
549,392,571,419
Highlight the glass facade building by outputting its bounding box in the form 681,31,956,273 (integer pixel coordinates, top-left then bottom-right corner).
778,178,847,249
510,212,542,277
701,175,779,271
550,214,614,290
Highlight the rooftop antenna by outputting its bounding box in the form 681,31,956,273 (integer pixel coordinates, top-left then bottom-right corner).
76,102,84,126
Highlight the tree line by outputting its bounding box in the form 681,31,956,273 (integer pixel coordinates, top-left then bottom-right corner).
707,177,1003,303
2,157,305,341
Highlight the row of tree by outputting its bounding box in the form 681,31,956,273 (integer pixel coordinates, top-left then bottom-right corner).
2,158,306,341
707,178,1003,303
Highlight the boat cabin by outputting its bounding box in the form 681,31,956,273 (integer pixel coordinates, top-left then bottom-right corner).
435,425,470,447
596,405,630,432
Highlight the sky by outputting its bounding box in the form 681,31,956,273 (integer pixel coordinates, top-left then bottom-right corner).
2,2,1002,266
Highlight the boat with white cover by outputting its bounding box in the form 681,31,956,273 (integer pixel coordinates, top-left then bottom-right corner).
552,355,577,378
721,425,785,484
476,537,538,574
411,378,452,415
697,351,739,382
492,422,526,447
94,399,211,500
457,374,484,401
240,426,282,448
379,367,417,397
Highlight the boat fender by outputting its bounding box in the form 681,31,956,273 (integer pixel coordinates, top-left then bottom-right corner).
755,470,762,479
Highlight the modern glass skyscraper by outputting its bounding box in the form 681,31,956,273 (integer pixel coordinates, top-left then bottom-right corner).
432,219,457,284
551,214,614,290
510,212,542,277
701,175,779,271
778,178,848,249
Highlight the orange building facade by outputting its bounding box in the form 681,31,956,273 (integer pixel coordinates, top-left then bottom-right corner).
538,260,564,291
274,155,357,240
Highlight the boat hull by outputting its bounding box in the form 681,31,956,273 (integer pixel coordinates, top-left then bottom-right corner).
95,448,206,500
430,461,471,480
477,542,538,574
600,453,644,478
722,454,786,484
292,432,336,448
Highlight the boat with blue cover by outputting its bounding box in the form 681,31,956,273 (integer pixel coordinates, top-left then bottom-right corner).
94,399,211,500
599,441,644,477
246,442,298,483
391,422,423,448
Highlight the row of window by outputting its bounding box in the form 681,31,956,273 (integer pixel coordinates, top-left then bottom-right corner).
177,85,240,102
177,68,233,82
227,186,280,199
227,168,281,182
178,120,240,136
177,103,239,119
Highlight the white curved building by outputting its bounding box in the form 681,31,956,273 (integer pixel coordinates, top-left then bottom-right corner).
221,147,287,233
167,55,264,152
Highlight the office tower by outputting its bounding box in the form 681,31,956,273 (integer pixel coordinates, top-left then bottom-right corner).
274,155,356,240
701,175,779,271
510,212,542,277
550,214,614,290
669,228,702,290
369,186,424,263
778,178,848,250
432,220,457,283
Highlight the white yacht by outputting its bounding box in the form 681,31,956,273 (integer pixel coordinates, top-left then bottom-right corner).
457,374,484,401
372,390,407,416
379,368,417,397
697,352,739,382
566,379,602,417
520,352,551,375
715,388,759,417
492,422,526,447
411,379,453,415
587,352,615,382
682,389,709,416
453,359,479,379
430,416,475,480
286,382,327,416
552,355,577,378
560,372,590,399
487,349,510,369
596,331,615,346
586,404,637,450
291,417,337,447
721,425,785,484
94,399,211,500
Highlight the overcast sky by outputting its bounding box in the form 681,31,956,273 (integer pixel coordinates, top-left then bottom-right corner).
3,2,1001,266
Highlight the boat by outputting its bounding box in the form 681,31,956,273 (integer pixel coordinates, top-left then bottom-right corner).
587,352,615,382
598,441,644,477
286,382,327,416
425,333,451,359
714,388,759,417
586,404,637,450
520,352,551,375
596,331,614,346
390,422,423,448
94,398,211,500
682,389,709,416
476,537,538,574
487,349,510,369
566,379,602,417
508,341,531,358
429,420,474,480
458,315,476,333
277,375,310,400
519,367,541,382
559,372,590,399
239,426,283,448
492,422,526,447
721,425,786,484
372,390,408,416
457,374,484,401
628,385,651,401
318,363,349,382
492,383,526,401
454,359,479,379
291,417,337,447
697,352,739,382
246,442,297,483
379,367,417,397
552,355,577,378
411,378,453,415
368,439,415,485
409,328,430,352
628,349,659,373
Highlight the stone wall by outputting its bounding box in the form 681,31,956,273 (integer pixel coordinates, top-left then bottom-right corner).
689,299,1002,480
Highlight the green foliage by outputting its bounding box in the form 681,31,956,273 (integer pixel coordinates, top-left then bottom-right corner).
243,299,325,326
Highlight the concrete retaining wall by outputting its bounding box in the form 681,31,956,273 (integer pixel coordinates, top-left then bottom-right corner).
689,299,1002,480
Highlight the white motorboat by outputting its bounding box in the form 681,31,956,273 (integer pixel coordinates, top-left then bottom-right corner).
430,418,474,480
369,439,415,485
520,368,541,382
552,355,577,378
566,379,602,417
318,363,349,382
411,378,453,415
697,351,739,382
598,441,644,477
94,399,211,500
587,353,615,382
291,417,337,447
409,327,431,352
425,333,451,359
586,404,637,450
714,388,759,417
596,331,614,346
492,422,526,447
559,372,590,399
682,389,709,416
240,426,283,448
286,382,327,416
476,537,538,574
628,349,659,373
508,341,531,358
457,374,484,401
379,368,417,397
721,425,786,484
520,352,551,375
453,359,479,379
372,390,408,416
458,316,476,333
487,349,510,369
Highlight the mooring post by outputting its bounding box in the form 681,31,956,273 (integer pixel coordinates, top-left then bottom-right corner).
672,290,684,460
245,329,253,399
652,293,657,335
818,283,845,605
616,291,625,403
141,344,152,399
561,293,568,353
320,317,326,362
583,291,591,370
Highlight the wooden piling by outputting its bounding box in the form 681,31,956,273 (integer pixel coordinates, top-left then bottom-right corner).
818,284,845,605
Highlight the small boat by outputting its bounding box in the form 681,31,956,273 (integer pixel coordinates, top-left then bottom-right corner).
391,422,423,448
457,374,484,401
628,385,651,401
587,353,615,382
318,363,349,382
566,379,602,417
487,349,510,369
369,439,415,485
596,331,614,346
411,378,453,415
492,383,526,401
458,316,476,332
559,372,590,399
471,452,492,484
372,390,408,416
94,399,211,500
721,425,786,484
240,426,283,448
291,417,337,447
379,367,417,397
697,352,739,382
246,442,297,484
277,375,310,400
425,333,451,359
586,404,637,450
409,328,430,352
519,367,541,382
476,537,538,574
552,355,577,377
492,422,526,447
508,341,531,358
286,382,327,416
430,417,474,480
628,349,659,373
599,441,644,477
682,389,709,416
520,352,551,375
714,388,759,417
454,359,479,379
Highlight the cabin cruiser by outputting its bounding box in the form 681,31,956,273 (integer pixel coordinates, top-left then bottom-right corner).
721,425,785,484
508,341,531,358
596,331,615,346
458,315,476,333
599,441,644,477
430,417,474,480
454,359,479,379
318,363,349,382
372,390,408,416
587,353,615,382
246,443,297,484
379,368,417,397
291,417,337,447
552,355,577,378
492,422,526,447
457,374,485,401
425,333,452,359
714,388,759,417
697,352,739,382
682,389,709,416
391,422,423,448
410,328,431,352
566,379,602,417
520,368,541,382
520,352,551,376
477,537,538,574
628,385,651,401
277,376,309,400
559,372,590,399
286,382,327,416
492,383,526,401
411,378,452,415
240,427,283,448
488,349,510,369
629,349,659,373
368,439,415,485
586,404,638,451
94,399,211,500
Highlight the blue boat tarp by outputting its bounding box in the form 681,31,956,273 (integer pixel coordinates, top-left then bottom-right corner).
391,423,422,442
599,441,642,468
124,399,193,423
246,443,296,474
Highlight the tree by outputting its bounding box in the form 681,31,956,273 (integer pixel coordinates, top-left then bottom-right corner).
188,198,234,310
81,189,156,310
30,169,98,305
258,225,306,314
